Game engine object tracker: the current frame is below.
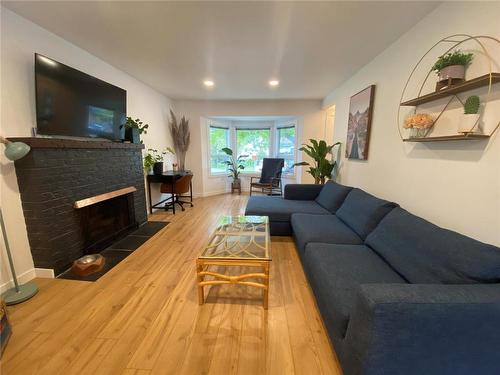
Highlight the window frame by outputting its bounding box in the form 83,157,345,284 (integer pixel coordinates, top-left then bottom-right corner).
208,122,230,177
276,124,297,176
207,119,297,178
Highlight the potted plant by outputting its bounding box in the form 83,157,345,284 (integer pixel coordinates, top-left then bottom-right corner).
143,147,175,175
293,139,341,184
221,147,247,190
121,117,149,144
404,113,434,138
432,50,473,90
458,95,481,134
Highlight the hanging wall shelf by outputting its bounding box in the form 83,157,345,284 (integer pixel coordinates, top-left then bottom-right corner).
397,34,500,142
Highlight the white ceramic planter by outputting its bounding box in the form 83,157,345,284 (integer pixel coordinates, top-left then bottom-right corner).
458,114,481,133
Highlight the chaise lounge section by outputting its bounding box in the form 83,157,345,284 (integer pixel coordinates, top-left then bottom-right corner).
245,181,500,375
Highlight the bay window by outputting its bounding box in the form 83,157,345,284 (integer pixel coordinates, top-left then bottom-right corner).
209,125,230,174
208,119,297,176
236,128,271,173
277,126,296,173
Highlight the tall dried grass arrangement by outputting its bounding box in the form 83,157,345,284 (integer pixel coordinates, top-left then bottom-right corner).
169,109,190,170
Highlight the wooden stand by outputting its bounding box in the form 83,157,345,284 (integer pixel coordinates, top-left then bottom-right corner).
231,181,241,194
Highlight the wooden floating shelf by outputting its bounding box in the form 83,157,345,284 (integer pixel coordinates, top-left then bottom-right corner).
74,186,137,209
401,73,500,106
403,134,490,142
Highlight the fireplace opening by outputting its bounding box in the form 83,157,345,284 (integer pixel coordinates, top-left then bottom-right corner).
79,192,137,254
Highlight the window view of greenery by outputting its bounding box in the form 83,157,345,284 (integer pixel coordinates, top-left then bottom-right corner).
236,129,270,172
278,127,296,173
209,126,229,174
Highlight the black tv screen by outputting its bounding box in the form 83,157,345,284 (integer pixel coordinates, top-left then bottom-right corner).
35,54,126,141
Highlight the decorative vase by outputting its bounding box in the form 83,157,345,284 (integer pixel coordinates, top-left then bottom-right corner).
458,114,481,134
125,128,140,144
232,178,241,188
410,128,428,138
153,162,164,175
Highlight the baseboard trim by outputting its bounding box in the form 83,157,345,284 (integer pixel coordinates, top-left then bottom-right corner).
35,268,55,279
0,267,54,294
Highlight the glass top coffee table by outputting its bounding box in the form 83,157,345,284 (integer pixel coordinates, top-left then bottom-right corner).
196,215,271,308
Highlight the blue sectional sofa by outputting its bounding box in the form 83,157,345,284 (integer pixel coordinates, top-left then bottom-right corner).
245,181,500,375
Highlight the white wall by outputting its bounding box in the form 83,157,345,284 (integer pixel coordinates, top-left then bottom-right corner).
0,8,174,290
172,99,327,197
323,2,500,246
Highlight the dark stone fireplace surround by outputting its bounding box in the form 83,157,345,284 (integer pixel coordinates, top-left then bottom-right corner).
10,137,147,275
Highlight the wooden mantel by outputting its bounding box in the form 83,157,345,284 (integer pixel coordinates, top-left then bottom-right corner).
7,137,144,150
74,187,137,209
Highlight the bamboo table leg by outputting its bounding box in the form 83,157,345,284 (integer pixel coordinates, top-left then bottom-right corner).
263,263,270,309
196,261,204,305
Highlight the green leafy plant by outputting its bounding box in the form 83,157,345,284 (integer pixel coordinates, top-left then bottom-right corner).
293,139,341,184
464,95,480,114
143,147,174,172
221,147,248,180
122,117,149,134
432,50,473,73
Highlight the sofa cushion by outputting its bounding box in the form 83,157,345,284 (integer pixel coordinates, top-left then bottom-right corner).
302,243,406,343
291,214,362,255
365,207,500,284
245,196,330,223
314,181,352,213
336,188,398,239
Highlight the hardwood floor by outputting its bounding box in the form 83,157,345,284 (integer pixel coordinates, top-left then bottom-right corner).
1,193,341,375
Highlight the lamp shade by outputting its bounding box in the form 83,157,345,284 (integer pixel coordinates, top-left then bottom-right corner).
5,142,30,161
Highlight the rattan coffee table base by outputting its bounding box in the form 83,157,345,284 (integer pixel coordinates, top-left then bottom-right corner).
196,259,270,309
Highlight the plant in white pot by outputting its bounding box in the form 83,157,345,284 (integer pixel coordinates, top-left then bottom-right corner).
459,95,481,134
221,147,247,188
432,50,473,90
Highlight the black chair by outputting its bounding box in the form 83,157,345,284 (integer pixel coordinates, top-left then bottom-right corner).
250,158,284,196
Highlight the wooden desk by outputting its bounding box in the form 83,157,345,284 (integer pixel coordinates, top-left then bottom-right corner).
146,170,193,215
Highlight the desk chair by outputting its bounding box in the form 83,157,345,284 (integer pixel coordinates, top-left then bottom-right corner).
249,158,284,196
160,174,194,213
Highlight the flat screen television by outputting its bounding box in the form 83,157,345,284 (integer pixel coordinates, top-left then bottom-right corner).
35,53,126,141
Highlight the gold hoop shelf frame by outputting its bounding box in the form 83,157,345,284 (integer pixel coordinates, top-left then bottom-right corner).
398,34,500,142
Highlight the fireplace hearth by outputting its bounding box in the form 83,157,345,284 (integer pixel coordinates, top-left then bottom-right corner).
11,137,147,275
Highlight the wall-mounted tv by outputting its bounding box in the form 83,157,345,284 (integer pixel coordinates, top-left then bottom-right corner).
35,53,126,141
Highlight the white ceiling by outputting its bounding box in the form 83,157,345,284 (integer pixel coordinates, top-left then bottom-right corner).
3,1,439,100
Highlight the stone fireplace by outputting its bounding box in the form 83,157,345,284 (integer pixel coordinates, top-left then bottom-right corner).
10,137,147,275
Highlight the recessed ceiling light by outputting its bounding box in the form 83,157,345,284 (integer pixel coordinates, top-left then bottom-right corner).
203,80,214,87
269,80,279,87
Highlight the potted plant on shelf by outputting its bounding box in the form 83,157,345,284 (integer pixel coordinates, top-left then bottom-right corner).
432,50,473,91
221,147,247,191
458,95,481,134
293,139,341,184
404,113,434,138
121,117,149,144
143,147,175,175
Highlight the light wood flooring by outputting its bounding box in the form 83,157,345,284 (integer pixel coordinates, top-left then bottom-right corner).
1,193,341,375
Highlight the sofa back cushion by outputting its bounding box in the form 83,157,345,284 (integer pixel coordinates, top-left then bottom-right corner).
365,207,500,284
314,181,352,213
336,188,398,239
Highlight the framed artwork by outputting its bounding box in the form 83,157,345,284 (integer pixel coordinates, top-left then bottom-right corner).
346,85,375,160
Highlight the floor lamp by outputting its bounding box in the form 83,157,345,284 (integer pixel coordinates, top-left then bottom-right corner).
0,136,38,305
